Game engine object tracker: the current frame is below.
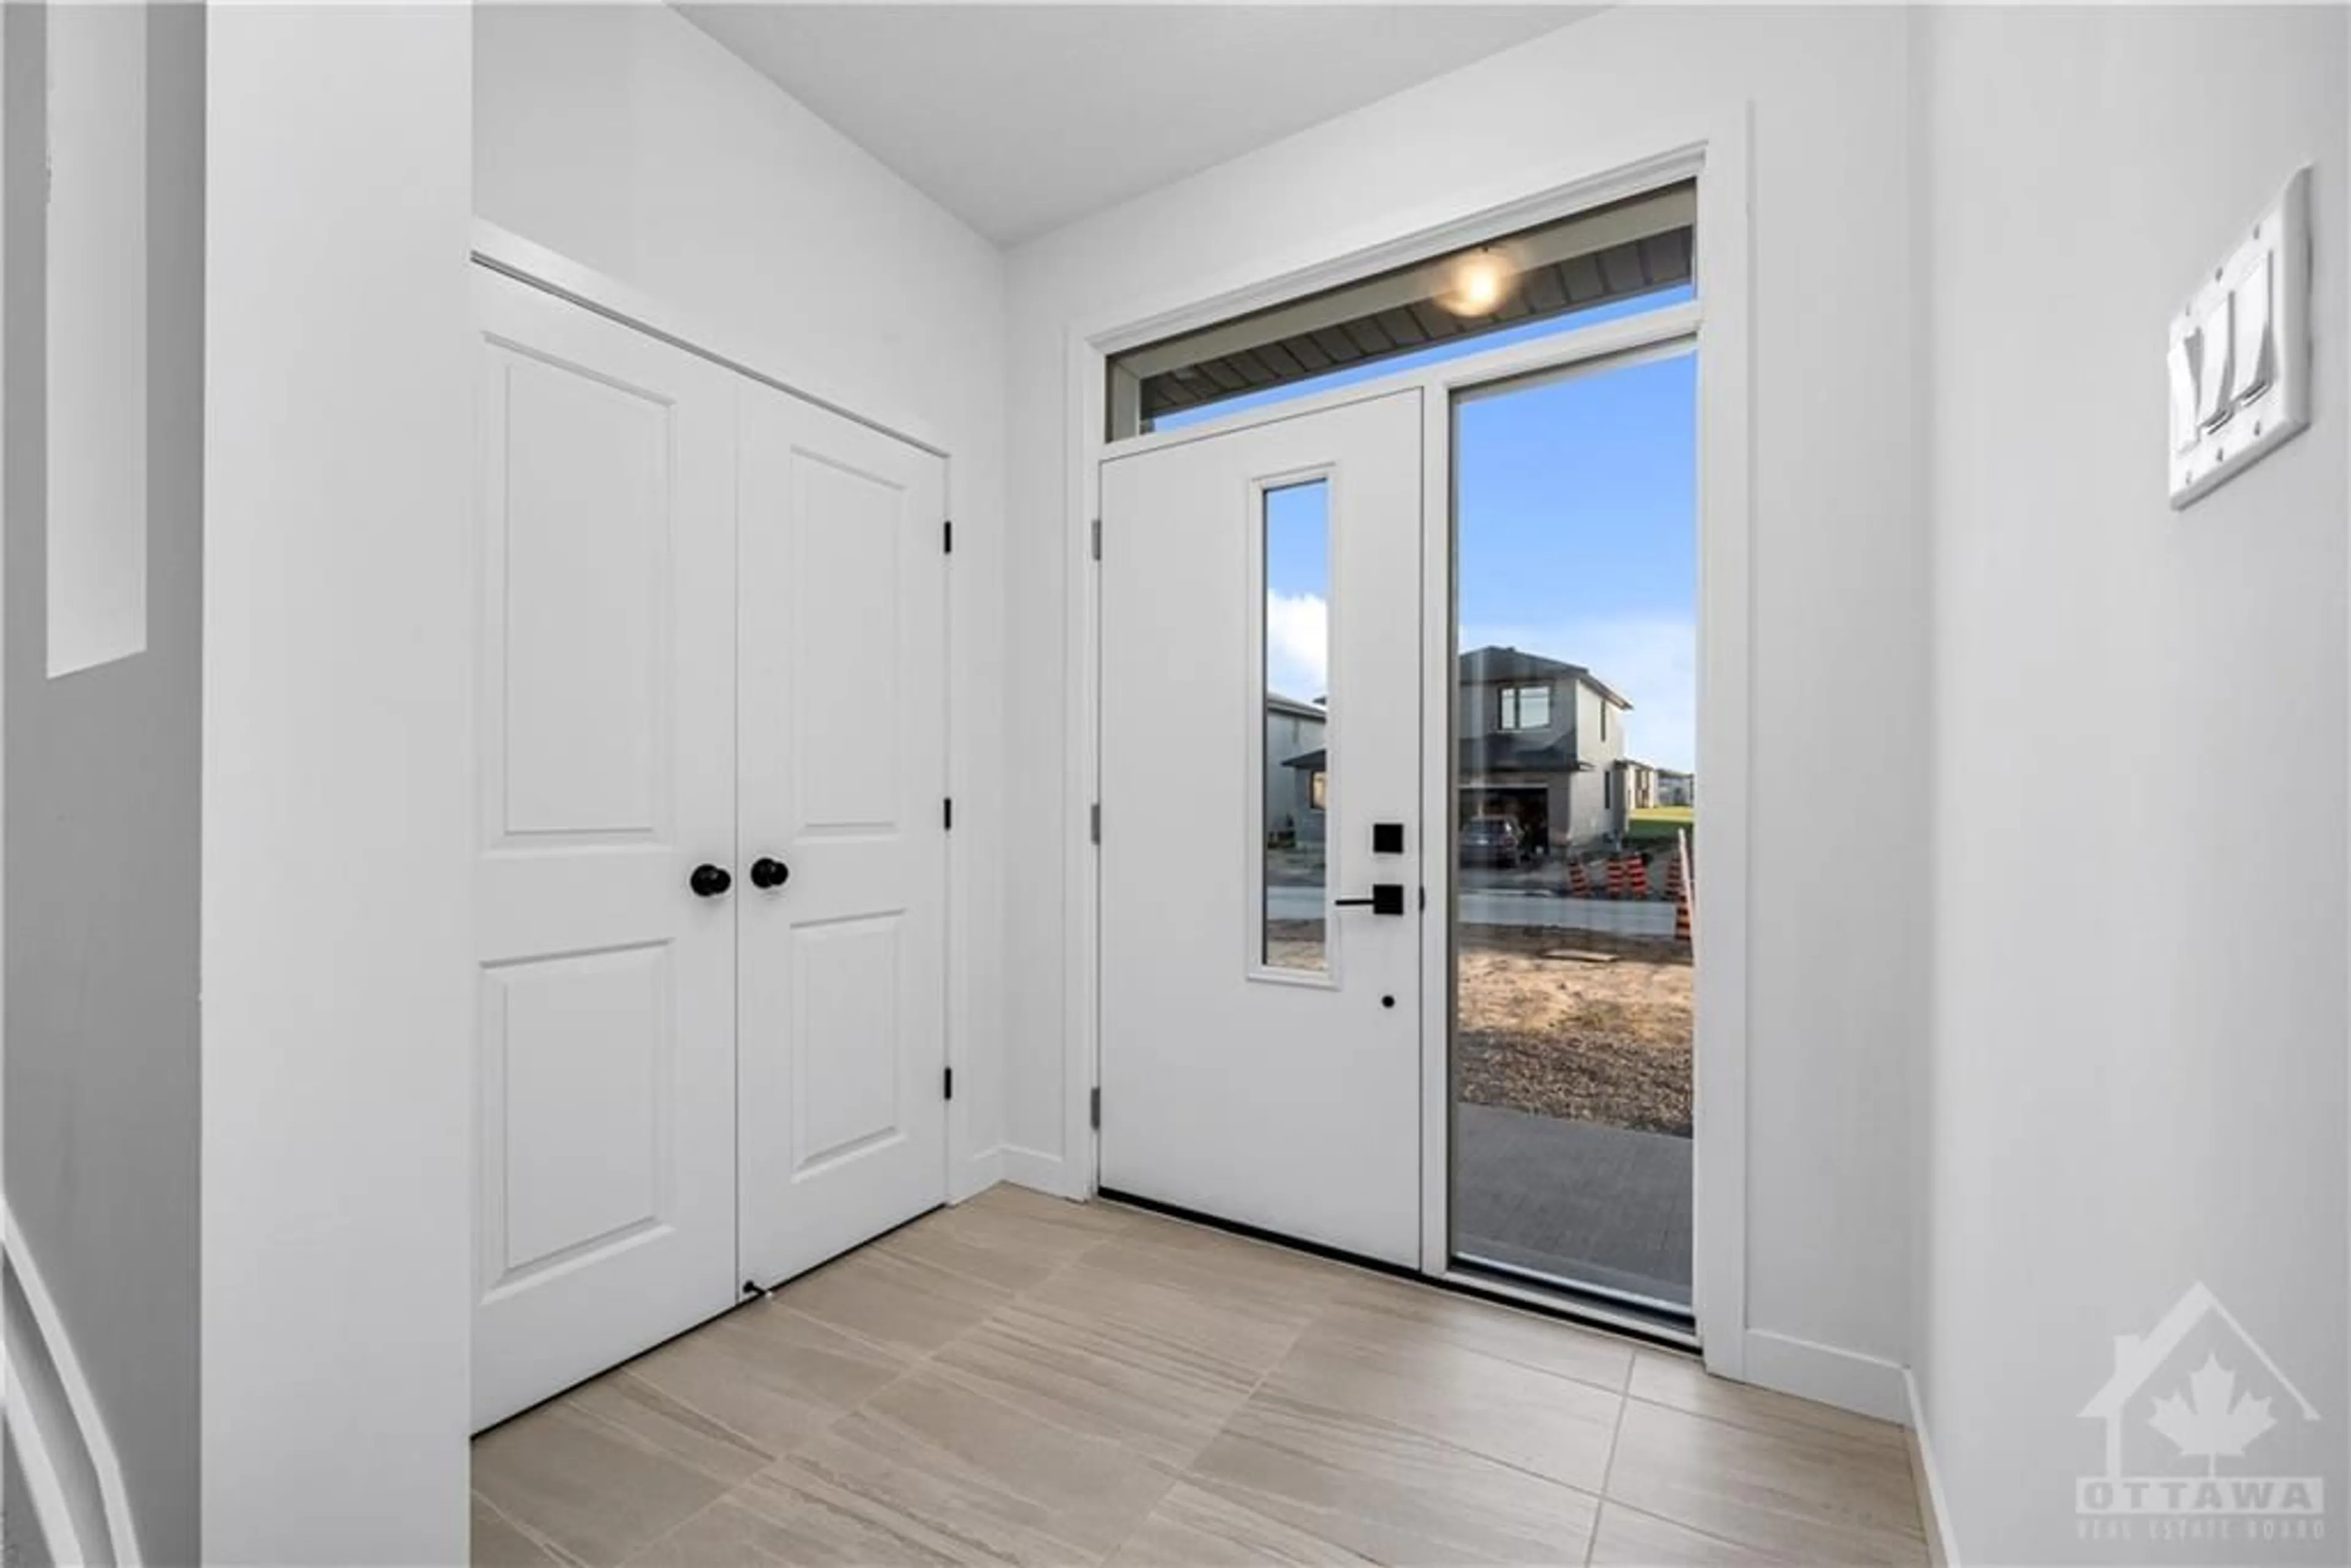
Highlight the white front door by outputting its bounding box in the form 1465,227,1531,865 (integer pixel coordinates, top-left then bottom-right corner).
471,269,740,1428
735,383,950,1288
1099,389,1424,1266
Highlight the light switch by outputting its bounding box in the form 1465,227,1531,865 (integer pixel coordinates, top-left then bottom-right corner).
2194,294,2235,432
2169,166,2311,509
2232,250,2274,403
2168,335,2201,454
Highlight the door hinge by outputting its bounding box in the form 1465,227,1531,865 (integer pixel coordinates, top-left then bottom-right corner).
1089,1086,1101,1130
942,519,953,554
944,1066,954,1100
1089,802,1101,844
944,797,954,831
1090,517,1101,561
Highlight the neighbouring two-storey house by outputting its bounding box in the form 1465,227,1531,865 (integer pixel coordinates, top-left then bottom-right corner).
1265,691,1328,847
1457,645,1630,855
1273,647,1632,856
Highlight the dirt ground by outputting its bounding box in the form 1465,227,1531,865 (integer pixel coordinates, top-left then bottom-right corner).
1262,921,1693,1136
1457,927,1692,1136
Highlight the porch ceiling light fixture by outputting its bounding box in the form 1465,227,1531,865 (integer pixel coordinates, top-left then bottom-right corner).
1439,246,1519,317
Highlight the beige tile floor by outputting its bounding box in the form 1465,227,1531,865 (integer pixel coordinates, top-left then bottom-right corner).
473,1187,1929,1567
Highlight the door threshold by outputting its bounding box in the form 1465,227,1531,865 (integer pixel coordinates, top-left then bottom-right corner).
1096,1189,1698,1355
1444,1255,1698,1349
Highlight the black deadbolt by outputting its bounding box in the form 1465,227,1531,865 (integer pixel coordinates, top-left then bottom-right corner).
689,863,732,898
1372,822,1406,855
749,857,791,890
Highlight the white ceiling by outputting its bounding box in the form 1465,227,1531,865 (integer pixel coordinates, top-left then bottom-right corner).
674,5,1597,246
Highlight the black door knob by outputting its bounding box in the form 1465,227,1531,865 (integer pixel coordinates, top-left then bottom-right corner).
689,863,732,898
749,857,790,890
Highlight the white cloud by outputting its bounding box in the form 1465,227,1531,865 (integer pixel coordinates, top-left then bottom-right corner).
1461,615,1697,773
1265,591,1329,702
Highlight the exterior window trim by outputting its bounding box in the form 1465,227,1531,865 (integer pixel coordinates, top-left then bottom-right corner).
1498,682,1553,732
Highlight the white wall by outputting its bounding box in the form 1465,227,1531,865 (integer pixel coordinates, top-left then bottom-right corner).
4,6,202,1560
1003,5,1929,1396
203,6,475,1561
1916,9,2349,1562
474,2,1011,1195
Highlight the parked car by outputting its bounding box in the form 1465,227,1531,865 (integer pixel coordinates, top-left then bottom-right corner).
1458,816,1529,868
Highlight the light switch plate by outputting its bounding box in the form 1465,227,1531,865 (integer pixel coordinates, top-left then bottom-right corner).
2169,167,2311,509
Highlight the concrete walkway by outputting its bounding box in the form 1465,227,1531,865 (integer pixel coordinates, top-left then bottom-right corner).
1453,1104,1692,1307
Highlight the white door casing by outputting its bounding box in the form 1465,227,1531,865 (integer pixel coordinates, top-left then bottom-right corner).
1098,389,1423,1267
471,268,740,1430
735,382,950,1289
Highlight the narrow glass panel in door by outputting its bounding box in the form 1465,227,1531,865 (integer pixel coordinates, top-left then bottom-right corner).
1262,479,1330,973
1449,345,1698,1317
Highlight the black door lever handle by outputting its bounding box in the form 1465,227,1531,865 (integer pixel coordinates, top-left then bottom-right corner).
1335,883,1408,916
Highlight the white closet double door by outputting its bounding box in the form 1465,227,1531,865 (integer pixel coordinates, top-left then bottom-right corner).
470,268,948,1430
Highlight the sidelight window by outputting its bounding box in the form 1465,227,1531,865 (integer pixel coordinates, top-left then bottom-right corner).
1260,478,1330,975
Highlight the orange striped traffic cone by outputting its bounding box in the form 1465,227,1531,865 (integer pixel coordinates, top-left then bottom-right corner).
1675,893,1692,943
1566,858,1592,897
1664,854,1687,902
1622,853,1649,899
1604,856,1627,898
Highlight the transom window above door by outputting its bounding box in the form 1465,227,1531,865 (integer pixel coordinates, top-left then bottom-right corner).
1107,179,1695,438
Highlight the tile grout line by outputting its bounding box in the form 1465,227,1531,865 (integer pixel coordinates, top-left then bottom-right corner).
1134,1266,1630,1561
873,1210,1221,1567
1597,1493,1857,1566
1619,1384,1913,1462
614,1217,1153,1566
1586,1384,1634,1567
1258,1281,1630,1501
1600,1384,1931,1561
476,1204,1149,1568
472,1486,592,1568
1076,1236,1341,1567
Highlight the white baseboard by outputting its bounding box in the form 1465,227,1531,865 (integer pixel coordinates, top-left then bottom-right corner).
1905,1367,1962,1567
1740,1327,1911,1425
999,1144,1080,1198
951,1144,1004,1202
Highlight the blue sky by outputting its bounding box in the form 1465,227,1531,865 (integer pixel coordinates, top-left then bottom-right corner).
1257,291,1698,773
1455,347,1697,772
